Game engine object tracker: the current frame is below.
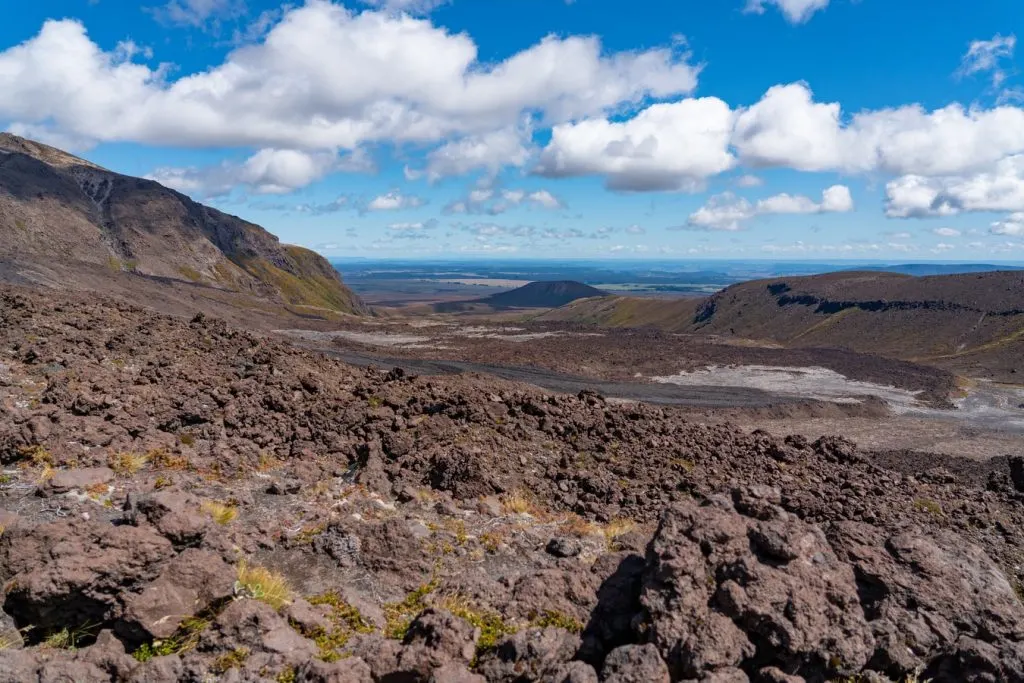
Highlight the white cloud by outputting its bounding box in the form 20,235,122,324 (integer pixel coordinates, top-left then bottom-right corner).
0,6,699,153
424,128,532,181
957,34,1017,88
992,213,1024,236
733,82,1024,176
537,82,1024,192
743,0,831,24
932,227,962,237
444,186,564,214
735,174,763,187
625,224,646,234
536,97,735,191
885,155,1024,217
367,191,426,211
687,184,853,231
146,148,343,197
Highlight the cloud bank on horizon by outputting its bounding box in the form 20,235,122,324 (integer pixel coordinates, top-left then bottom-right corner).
0,0,1022,259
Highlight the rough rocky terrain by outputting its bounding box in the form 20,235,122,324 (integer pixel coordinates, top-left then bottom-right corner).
3,284,1024,681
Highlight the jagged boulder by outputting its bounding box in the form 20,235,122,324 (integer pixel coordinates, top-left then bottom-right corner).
637,490,874,680
0,519,173,639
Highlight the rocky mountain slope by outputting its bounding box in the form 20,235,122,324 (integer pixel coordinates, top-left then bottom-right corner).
542,271,1024,381
2,284,1024,681
435,281,608,313
0,134,365,318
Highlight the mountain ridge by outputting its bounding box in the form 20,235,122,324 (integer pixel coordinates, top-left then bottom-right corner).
0,133,366,318
541,270,1024,380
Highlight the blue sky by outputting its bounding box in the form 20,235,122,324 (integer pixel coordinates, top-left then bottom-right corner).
2,0,1023,260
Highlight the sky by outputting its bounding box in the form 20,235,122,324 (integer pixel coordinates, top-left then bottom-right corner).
1,0,1023,260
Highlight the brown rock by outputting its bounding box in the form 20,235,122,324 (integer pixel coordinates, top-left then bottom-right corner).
0,518,173,637
600,644,668,683
40,466,114,496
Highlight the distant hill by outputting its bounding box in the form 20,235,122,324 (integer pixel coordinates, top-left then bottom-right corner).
0,134,366,319
541,270,1024,381
435,280,609,313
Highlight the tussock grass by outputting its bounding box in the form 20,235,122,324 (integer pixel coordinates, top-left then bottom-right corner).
201,501,238,525
501,490,543,516
107,451,149,477
236,562,292,610
43,623,95,650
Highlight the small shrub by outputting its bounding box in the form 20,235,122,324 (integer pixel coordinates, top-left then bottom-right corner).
383,581,437,640
292,523,326,545
131,616,210,662
531,609,583,633
366,396,383,409
202,501,238,525
480,532,502,554
36,464,56,484
0,474,11,485
212,647,250,673
154,475,172,490
178,433,196,447
150,448,190,471
276,668,298,683
913,498,943,517
435,594,516,653
43,623,95,650
18,445,53,467
108,452,148,477
236,562,292,610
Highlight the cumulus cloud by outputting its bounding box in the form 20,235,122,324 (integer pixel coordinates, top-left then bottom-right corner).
537,82,1024,192
536,97,735,191
423,128,533,181
733,83,1024,176
0,5,699,154
686,184,853,231
735,174,763,187
444,187,564,214
957,34,1017,88
932,227,962,237
743,0,831,24
992,213,1024,235
367,191,426,211
885,155,1024,217
625,225,646,234
146,148,345,197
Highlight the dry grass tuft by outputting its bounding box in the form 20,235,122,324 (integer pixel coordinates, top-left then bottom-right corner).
236,562,292,610
107,452,149,477
501,490,542,516
602,518,637,541
201,501,238,525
